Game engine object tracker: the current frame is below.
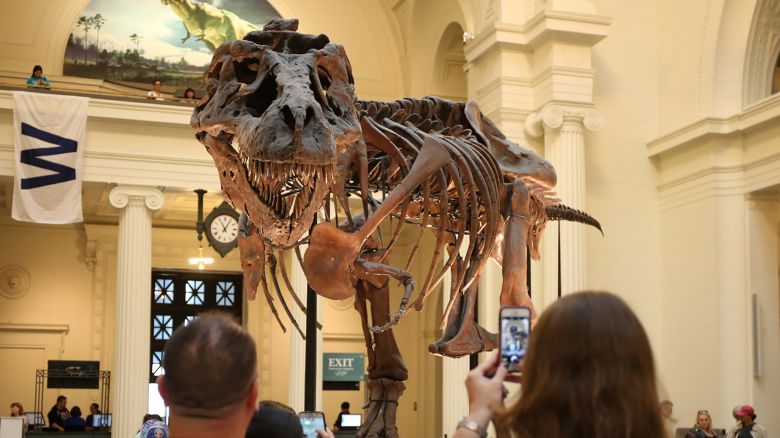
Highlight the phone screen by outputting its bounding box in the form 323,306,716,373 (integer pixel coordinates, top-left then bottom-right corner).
299,412,326,438
499,308,531,373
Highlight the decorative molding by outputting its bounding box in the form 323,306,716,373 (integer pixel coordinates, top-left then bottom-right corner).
323,332,364,342
657,165,746,212
0,323,69,334
0,265,31,299
0,90,192,126
647,93,780,157
465,11,610,64
532,65,595,86
525,103,603,137
109,186,164,211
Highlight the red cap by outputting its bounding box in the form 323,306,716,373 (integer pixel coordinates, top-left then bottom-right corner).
736,405,755,417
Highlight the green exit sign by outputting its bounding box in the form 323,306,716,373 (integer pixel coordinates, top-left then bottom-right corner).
323,353,364,382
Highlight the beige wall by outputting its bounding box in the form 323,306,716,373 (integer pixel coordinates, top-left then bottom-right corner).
0,222,101,415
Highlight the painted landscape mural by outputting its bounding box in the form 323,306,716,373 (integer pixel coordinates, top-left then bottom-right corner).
64,0,279,91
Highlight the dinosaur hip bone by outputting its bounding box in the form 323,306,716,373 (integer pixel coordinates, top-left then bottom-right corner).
303,136,451,303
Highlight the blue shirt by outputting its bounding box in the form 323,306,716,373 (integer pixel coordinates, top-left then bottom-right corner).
27,75,50,87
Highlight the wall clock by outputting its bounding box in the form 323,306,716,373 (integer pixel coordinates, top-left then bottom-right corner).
203,201,240,257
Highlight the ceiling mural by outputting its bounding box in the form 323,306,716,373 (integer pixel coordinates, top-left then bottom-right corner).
64,0,279,91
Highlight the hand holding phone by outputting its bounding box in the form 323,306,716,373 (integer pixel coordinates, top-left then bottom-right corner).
299,411,327,438
499,306,531,375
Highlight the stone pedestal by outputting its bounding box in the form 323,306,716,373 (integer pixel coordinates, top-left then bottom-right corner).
108,186,163,438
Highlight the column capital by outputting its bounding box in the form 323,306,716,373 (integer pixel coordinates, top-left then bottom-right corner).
524,104,603,138
109,185,164,211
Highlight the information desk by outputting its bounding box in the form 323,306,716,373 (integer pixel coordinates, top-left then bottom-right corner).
28,433,110,438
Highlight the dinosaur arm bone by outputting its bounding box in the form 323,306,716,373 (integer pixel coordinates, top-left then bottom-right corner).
352,258,415,334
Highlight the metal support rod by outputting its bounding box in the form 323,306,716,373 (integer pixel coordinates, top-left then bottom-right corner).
526,246,532,299
304,217,318,411
557,221,561,299
194,189,207,241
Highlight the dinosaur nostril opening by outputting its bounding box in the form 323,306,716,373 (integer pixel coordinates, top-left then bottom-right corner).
281,105,295,130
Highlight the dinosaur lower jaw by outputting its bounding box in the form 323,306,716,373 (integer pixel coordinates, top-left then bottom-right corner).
239,155,334,247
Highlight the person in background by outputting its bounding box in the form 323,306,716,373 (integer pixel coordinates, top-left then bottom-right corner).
134,414,164,438
26,65,50,88
183,87,197,102
10,402,29,432
453,292,666,438
661,400,677,438
157,312,258,438
147,79,163,100
726,405,743,438
333,401,350,432
245,401,302,438
686,410,717,438
726,405,767,438
85,403,101,431
140,418,169,438
47,395,68,432
63,405,87,432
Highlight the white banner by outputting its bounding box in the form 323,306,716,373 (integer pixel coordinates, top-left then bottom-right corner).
12,91,89,224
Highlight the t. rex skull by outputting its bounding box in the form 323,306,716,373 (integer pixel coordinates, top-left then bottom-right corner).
192,18,362,247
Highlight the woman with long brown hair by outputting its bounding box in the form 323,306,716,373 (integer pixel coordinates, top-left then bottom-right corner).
454,291,667,438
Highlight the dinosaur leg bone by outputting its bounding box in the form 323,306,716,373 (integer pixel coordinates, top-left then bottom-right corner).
499,179,537,320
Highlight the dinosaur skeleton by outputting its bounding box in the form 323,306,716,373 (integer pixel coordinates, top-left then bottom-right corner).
191,18,600,437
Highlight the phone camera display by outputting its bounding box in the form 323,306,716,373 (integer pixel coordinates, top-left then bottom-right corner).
500,316,529,373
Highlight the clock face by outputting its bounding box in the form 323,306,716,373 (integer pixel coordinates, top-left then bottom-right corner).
209,214,239,244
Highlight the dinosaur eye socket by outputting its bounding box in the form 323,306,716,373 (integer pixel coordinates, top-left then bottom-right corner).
233,58,260,84
245,71,277,118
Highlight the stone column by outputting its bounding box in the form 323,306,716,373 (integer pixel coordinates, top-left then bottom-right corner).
526,104,602,305
108,185,163,438
287,246,323,411
441,264,470,437
288,251,307,412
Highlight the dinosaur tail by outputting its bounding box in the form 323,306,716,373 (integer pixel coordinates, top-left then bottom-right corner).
546,204,603,235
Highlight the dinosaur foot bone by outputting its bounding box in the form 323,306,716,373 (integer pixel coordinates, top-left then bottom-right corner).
356,378,405,438
429,283,497,357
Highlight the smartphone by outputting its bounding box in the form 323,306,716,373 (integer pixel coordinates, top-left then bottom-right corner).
499,306,532,374
299,411,326,438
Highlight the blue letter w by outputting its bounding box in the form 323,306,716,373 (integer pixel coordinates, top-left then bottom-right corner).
19,122,78,189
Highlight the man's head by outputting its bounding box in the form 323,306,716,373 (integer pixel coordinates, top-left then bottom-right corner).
56,396,67,409
158,312,258,419
340,402,350,413
735,405,756,425
152,79,162,92
90,403,99,414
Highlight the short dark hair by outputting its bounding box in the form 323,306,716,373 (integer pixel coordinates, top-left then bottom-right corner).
32,65,42,75
341,402,350,410
143,414,163,424
56,396,66,403
162,312,256,416
90,403,99,410
153,79,161,85
245,401,301,438
71,406,82,417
